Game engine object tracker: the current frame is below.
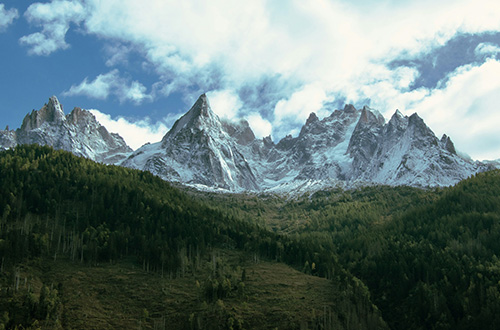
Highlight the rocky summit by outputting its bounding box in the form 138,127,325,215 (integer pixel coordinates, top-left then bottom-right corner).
0,96,132,164
123,94,259,191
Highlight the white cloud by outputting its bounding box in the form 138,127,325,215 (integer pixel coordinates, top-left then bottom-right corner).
20,0,86,55
103,43,132,67
63,69,152,104
0,4,18,31
122,81,150,104
89,109,170,150
343,64,427,117
407,59,500,160
246,113,272,139
350,0,500,60
274,84,329,135
22,0,500,93
21,0,500,88
19,32,63,55
64,71,115,99
475,42,500,58
87,0,500,114
19,0,500,158
206,90,243,120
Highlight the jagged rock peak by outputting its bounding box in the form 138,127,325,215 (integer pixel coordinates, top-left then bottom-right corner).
222,119,256,146
44,96,66,123
66,107,98,125
359,106,385,126
408,112,424,124
408,112,434,137
343,104,357,113
163,93,219,143
48,95,64,112
441,134,457,154
21,95,66,131
276,134,296,150
1,96,133,164
299,112,322,137
67,107,83,122
263,135,274,147
305,112,319,125
181,93,214,123
109,93,494,192
190,93,211,118
392,109,404,119
388,109,407,125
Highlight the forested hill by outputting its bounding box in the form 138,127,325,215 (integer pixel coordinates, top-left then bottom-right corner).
188,169,500,330
0,144,259,271
0,145,385,330
3,145,500,330
289,170,500,330
353,170,500,329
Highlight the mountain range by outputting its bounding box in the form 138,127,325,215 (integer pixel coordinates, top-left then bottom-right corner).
1,95,496,192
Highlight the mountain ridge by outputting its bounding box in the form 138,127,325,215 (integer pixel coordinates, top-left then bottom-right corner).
1,94,498,192
124,94,498,192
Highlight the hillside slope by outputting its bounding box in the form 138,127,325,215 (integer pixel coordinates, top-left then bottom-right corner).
0,145,386,330
187,171,500,329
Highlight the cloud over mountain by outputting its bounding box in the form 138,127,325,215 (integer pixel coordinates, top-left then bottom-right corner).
63,69,152,104
11,0,500,160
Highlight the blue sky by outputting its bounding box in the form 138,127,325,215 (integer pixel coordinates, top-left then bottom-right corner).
1,0,500,160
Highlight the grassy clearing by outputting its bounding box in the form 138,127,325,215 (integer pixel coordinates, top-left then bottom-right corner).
9,250,347,329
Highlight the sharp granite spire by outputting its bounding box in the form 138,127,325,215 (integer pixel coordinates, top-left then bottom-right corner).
20,96,66,131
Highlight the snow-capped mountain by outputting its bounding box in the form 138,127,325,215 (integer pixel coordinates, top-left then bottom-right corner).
123,94,258,190
123,94,497,192
0,96,132,164
346,108,482,186
2,94,496,192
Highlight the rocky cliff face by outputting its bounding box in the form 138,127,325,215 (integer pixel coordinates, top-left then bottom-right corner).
346,109,484,186
123,94,258,190
0,96,132,164
121,94,496,191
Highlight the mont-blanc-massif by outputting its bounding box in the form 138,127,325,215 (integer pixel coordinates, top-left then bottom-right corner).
1,94,497,193
3,95,500,330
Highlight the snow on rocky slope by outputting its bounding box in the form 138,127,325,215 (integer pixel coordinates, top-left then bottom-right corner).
122,94,258,191
121,94,497,191
2,94,497,192
0,96,132,164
